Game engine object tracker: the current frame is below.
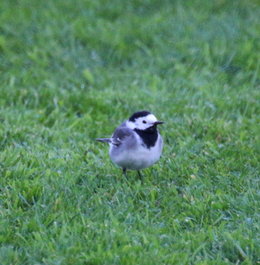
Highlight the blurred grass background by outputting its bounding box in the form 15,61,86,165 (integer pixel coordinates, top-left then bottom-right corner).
0,0,259,264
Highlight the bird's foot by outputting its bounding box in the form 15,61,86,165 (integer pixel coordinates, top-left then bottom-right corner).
137,170,143,182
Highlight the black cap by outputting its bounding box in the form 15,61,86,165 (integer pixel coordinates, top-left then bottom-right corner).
128,111,151,122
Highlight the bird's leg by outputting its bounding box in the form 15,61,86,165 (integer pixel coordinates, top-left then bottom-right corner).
137,170,143,182
122,168,127,177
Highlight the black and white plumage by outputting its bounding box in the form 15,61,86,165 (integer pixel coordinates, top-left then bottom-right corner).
96,111,163,177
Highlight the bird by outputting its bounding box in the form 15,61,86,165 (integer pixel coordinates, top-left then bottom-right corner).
96,111,164,179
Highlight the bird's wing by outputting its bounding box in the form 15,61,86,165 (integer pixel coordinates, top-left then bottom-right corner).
111,126,135,147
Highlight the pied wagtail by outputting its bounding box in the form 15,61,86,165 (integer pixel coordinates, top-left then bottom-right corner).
96,111,164,178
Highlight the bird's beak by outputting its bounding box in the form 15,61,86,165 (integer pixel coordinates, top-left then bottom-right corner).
154,121,164,126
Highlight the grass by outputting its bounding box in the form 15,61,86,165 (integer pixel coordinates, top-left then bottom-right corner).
0,0,259,264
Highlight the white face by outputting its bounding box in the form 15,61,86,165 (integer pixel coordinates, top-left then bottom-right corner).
126,114,158,130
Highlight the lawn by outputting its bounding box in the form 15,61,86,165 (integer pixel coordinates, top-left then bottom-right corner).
0,0,259,264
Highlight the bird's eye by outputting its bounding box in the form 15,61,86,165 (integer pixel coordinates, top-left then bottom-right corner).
142,120,147,124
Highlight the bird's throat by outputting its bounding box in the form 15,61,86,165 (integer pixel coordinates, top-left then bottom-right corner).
134,127,158,149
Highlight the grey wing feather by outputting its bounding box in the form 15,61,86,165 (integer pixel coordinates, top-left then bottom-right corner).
111,126,135,147
96,123,135,147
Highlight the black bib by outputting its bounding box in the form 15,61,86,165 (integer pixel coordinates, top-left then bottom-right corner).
134,126,158,149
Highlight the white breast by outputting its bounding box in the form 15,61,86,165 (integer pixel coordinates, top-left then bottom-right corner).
110,133,163,170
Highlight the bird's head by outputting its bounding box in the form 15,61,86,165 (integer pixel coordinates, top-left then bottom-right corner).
126,111,163,131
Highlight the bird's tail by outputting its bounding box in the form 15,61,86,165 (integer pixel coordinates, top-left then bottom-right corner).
96,138,111,144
